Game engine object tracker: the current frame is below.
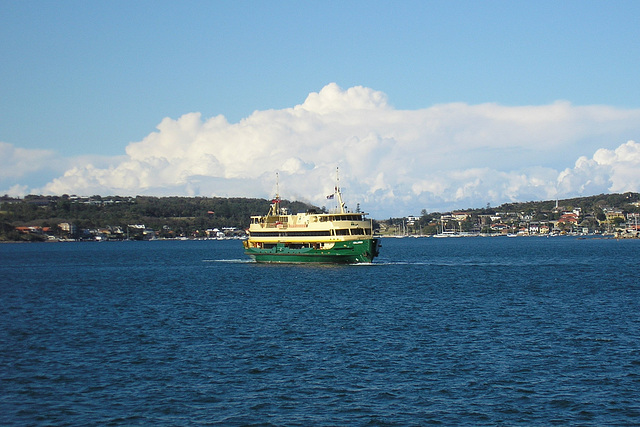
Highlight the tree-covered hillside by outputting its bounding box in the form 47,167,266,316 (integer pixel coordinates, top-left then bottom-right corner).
0,195,315,241
3,192,640,241
380,192,640,236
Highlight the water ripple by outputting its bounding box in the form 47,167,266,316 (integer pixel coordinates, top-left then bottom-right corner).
1,238,639,425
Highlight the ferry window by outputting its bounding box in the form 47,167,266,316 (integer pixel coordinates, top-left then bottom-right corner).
284,231,331,237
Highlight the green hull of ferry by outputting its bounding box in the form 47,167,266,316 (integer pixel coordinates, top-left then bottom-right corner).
244,238,380,264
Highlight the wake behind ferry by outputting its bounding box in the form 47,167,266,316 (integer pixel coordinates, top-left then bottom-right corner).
243,177,380,264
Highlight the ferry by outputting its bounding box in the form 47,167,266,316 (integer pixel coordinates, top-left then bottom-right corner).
243,176,380,263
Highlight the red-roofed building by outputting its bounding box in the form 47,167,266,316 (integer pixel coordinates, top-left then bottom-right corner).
558,213,579,224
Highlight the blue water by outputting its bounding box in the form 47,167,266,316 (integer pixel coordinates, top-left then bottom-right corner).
1,237,639,425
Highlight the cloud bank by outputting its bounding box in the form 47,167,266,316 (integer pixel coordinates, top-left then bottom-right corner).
0,142,59,197
4,83,640,217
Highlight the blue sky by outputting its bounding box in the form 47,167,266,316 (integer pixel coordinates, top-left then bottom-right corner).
2,1,640,217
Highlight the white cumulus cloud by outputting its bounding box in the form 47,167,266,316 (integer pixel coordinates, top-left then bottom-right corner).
25,83,640,217
557,140,640,196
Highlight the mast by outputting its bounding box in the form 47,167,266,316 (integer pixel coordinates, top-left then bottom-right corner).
335,167,346,214
268,172,281,216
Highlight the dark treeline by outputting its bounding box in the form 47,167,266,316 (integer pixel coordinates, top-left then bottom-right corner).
3,192,640,241
0,195,315,241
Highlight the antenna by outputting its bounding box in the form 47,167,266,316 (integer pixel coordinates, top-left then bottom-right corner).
335,166,346,214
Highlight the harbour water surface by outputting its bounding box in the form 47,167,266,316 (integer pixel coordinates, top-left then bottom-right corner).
1,237,639,425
